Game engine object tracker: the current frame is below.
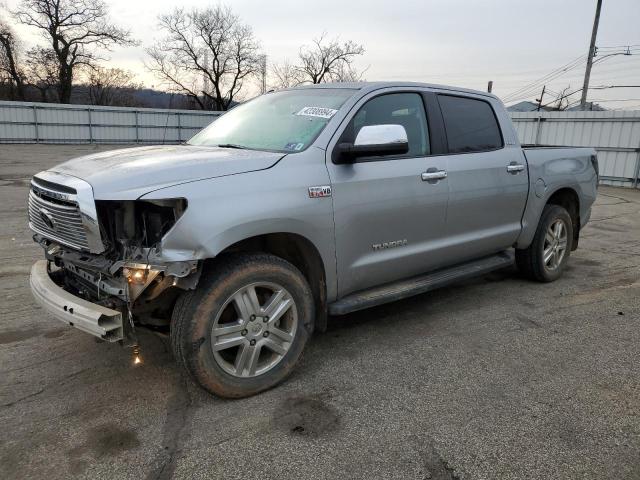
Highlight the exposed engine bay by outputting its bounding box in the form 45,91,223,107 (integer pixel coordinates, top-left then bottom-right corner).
33,197,200,340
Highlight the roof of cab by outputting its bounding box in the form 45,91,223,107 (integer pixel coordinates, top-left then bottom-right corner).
286,81,499,101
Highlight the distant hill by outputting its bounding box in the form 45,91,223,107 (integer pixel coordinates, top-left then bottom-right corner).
0,82,235,111
130,89,201,109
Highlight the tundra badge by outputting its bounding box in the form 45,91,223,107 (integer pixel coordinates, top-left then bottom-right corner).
372,239,408,251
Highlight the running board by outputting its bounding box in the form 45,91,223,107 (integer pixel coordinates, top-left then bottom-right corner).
328,251,515,316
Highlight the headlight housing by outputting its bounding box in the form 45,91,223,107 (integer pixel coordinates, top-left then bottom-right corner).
96,198,187,251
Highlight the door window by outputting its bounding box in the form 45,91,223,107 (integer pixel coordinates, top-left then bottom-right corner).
340,93,430,158
438,95,503,153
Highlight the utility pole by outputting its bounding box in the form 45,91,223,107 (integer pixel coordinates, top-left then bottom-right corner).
259,55,268,94
203,51,211,107
487,80,493,93
580,0,603,110
536,85,546,111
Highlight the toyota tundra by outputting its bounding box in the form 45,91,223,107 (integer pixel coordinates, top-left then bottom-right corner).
28,82,598,397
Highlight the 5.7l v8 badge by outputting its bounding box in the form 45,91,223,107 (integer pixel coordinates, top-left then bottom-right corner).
308,186,332,198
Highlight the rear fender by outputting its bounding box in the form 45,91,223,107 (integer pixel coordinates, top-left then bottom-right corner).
516,149,597,249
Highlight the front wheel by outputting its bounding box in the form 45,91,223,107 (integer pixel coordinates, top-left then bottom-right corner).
171,253,314,398
516,204,573,282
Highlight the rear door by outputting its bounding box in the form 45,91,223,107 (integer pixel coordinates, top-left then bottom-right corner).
435,94,528,261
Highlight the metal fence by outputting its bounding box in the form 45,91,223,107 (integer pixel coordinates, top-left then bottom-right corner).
0,100,221,144
510,110,640,188
0,101,638,188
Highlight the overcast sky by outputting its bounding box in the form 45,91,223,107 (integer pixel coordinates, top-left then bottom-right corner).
6,0,640,109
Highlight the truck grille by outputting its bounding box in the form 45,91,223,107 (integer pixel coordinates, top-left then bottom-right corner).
28,183,90,251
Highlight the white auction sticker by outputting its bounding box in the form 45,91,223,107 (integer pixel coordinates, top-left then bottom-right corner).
296,107,338,119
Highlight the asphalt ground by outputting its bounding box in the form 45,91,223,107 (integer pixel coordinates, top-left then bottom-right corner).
1,144,639,480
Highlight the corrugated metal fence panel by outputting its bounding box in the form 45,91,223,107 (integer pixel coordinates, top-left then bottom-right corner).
510,111,640,188
0,101,221,144
1,101,638,187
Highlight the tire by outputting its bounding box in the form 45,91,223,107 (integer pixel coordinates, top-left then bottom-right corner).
516,204,573,282
171,253,314,398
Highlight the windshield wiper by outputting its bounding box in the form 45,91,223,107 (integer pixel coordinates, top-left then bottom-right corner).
217,143,247,149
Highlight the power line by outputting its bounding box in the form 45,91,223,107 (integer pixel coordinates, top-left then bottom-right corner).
502,54,586,100
539,86,584,109
504,51,640,105
591,85,640,89
589,98,640,102
506,83,576,105
596,44,640,50
504,64,587,102
592,51,636,66
502,55,586,102
547,92,640,110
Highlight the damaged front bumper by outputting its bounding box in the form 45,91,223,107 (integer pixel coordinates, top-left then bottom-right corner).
30,260,124,342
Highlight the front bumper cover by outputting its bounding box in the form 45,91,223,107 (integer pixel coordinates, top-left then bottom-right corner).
30,260,124,342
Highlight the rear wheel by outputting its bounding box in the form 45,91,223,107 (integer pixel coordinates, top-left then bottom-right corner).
171,253,314,398
516,204,573,282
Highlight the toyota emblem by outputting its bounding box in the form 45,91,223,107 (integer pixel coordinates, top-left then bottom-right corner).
39,208,57,230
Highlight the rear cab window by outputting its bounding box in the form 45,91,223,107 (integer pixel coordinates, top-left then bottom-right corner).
437,95,503,154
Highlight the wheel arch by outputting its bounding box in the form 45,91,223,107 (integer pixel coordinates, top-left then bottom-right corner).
517,185,582,251
545,187,580,250
209,232,329,333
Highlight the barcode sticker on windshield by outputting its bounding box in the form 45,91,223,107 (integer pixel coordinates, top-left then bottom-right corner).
296,107,338,119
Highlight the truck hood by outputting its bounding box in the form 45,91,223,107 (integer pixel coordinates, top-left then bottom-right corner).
49,145,285,200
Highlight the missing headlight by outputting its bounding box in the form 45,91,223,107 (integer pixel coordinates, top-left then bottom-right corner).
96,198,187,251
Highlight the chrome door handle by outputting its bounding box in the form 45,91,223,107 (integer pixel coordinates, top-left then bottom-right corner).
421,170,447,181
507,164,525,173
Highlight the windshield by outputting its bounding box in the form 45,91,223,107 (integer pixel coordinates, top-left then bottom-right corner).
187,89,355,153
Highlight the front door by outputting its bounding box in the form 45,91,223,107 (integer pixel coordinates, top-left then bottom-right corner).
326,91,450,297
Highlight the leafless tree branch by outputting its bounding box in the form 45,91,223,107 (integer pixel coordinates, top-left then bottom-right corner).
0,16,26,99
146,5,261,111
24,46,57,101
296,33,365,85
85,66,141,106
269,60,303,90
14,0,136,103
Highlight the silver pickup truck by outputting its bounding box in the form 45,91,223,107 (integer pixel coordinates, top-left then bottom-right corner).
28,82,598,397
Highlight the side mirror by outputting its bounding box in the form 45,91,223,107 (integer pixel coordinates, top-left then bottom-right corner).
335,124,409,163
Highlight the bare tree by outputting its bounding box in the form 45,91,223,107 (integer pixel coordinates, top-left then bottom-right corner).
295,33,365,84
553,85,573,111
24,46,58,101
146,6,262,111
86,67,141,106
331,60,369,83
0,17,26,100
270,60,302,89
14,0,135,103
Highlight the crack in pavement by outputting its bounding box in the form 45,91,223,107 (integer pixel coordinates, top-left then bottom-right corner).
0,351,79,374
0,367,90,408
145,373,194,480
587,210,640,223
598,192,635,204
0,386,46,408
581,247,640,258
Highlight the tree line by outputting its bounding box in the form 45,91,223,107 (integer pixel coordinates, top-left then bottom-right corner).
0,1,366,110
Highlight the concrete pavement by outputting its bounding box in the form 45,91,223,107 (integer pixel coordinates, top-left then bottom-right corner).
1,144,639,480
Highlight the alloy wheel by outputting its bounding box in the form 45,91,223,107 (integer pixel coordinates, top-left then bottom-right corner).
210,282,298,378
543,219,568,271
